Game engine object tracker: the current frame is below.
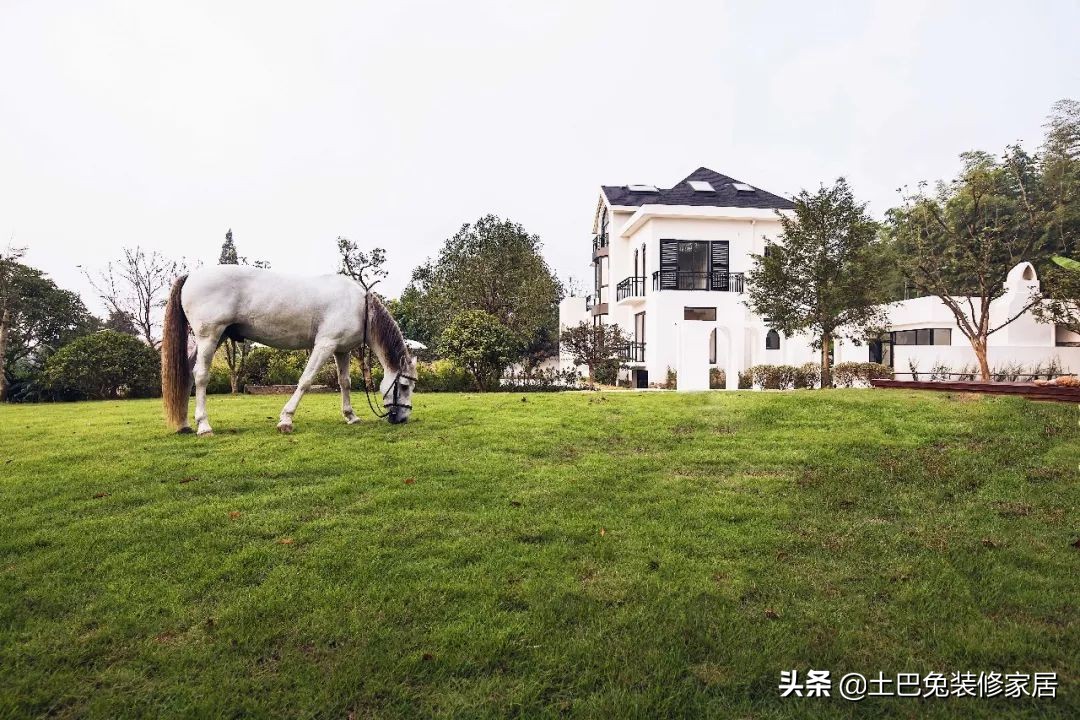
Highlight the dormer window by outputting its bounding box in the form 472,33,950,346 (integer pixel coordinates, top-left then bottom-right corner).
688,180,714,192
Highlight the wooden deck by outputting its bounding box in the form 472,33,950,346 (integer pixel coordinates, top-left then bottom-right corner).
870,379,1080,403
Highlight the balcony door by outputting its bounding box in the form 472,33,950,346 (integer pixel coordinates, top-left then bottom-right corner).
658,240,729,290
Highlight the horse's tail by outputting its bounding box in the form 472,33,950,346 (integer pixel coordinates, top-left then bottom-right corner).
161,274,192,431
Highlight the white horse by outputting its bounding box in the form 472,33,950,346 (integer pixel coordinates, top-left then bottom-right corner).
161,265,417,435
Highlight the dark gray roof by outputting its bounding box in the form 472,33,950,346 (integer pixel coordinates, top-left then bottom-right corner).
601,167,795,210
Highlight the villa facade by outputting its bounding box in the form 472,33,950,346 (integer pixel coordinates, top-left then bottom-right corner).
559,167,816,389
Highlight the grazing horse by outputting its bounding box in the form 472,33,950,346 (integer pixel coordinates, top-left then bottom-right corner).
160,265,416,435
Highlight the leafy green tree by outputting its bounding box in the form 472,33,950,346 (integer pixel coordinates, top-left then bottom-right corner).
437,310,516,391
1033,255,1080,335
44,330,160,400
888,150,1048,380
1,252,98,400
403,215,562,362
746,179,890,387
559,321,630,385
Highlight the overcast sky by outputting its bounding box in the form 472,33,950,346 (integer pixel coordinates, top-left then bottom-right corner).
2,1,1078,312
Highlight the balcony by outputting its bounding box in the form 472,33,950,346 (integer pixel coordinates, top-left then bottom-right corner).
615,276,645,302
651,270,745,293
619,341,645,363
591,233,609,260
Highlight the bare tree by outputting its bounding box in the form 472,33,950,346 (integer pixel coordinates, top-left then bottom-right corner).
337,237,387,291
0,244,27,400
85,247,186,348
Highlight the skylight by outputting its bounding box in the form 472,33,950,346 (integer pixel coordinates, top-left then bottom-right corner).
627,184,658,192
732,182,754,192
688,180,714,192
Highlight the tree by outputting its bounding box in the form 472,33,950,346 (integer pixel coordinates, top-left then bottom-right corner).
1033,255,1080,334
437,310,517,390
559,320,631,385
1,251,98,400
746,179,890,387
216,229,270,393
888,150,1048,380
102,308,138,335
44,330,160,400
85,247,186,348
402,215,563,363
337,237,387,291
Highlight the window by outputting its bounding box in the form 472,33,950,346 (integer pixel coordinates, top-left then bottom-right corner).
635,312,645,343
688,180,714,192
709,328,717,364
684,307,716,321
658,240,729,290
731,182,754,193
628,184,658,192
678,241,709,289
892,328,951,346
766,329,780,350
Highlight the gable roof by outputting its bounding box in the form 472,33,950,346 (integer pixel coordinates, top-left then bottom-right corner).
601,167,795,210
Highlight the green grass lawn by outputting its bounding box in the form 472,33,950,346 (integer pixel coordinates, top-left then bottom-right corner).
0,390,1077,719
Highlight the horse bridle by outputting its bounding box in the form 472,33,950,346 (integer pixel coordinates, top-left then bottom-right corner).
360,293,415,419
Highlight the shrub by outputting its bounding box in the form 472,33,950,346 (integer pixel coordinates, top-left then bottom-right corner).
44,331,160,400
709,367,727,389
438,310,517,391
834,361,894,387
593,358,622,386
665,367,677,389
417,359,472,392
737,369,753,389
750,364,795,390
794,362,820,389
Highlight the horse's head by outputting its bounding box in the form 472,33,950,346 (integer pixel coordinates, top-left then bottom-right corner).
379,354,417,424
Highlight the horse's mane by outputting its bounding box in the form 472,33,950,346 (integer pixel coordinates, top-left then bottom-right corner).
368,293,411,372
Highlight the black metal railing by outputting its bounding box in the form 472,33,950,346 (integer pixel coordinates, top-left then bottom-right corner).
651,270,745,292
616,276,645,301
619,342,645,363
592,233,609,252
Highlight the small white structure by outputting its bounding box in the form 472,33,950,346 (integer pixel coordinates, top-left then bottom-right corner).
834,262,1080,376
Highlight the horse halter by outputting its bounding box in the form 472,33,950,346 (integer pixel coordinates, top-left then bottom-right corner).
360,293,415,420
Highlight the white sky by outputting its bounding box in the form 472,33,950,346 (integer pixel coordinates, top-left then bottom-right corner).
2,1,1078,312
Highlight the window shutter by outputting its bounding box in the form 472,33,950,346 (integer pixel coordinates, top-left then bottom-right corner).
710,241,729,290
659,240,678,289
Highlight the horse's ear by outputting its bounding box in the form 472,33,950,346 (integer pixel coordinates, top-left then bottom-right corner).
404,339,427,351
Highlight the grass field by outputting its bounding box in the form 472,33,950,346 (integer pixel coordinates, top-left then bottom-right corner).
0,390,1077,719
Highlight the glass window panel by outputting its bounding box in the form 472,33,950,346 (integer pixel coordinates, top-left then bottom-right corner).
932,328,952,345
684,307,717,321
916,329,932,345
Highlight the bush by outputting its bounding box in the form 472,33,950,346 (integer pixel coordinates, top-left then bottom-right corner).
793,362,820,389
417,359,473,392
750,364,796,390
709,367,727,389
594,358,622,386
44,331,160,400
665,367,677,389
834,361,894,387
438,310,517,391
737,369,753,389
502,366,582,392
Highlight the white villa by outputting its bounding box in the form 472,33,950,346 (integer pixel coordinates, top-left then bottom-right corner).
559,166,1080,388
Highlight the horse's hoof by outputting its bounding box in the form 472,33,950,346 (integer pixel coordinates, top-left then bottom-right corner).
197,429,214,437
277,423,293,434
177,427,194,435
345,415,361,425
